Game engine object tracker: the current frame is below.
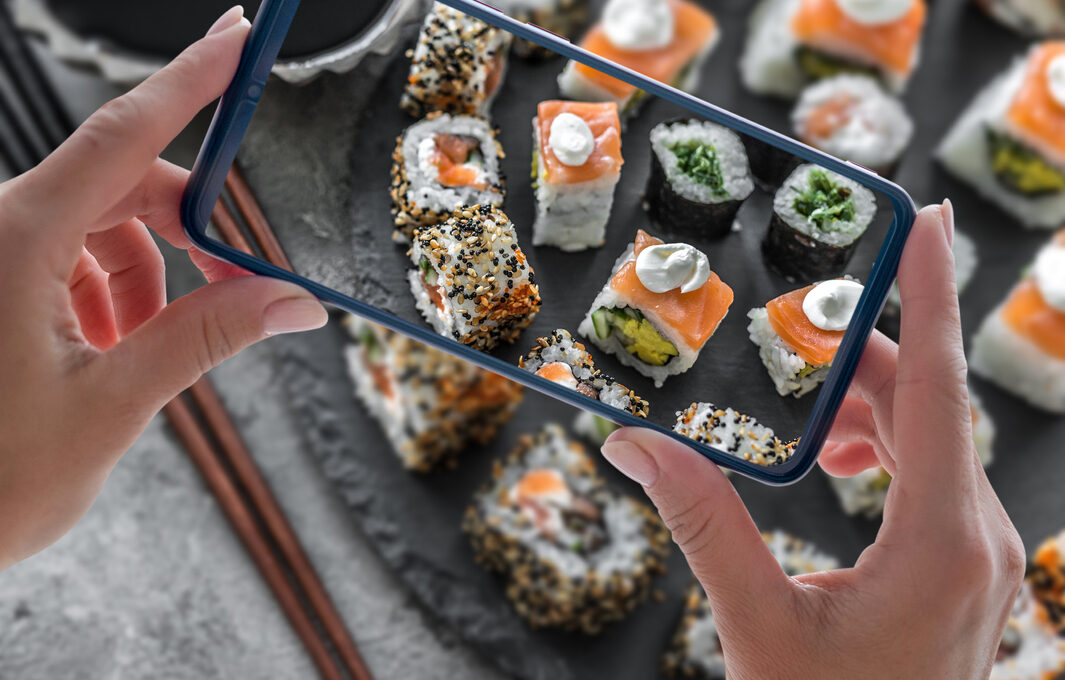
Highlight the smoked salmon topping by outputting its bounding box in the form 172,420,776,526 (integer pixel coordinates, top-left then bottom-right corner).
537,100,622,184
766,285,845,366
514,468,570,503
1007,42,1065,162
801,94,858,141
1002,279,1065,361
791,0,927,76
432,133,488,189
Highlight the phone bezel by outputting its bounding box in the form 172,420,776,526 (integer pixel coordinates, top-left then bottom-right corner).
180,0,918,485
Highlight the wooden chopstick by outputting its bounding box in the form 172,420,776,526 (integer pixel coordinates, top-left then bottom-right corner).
224,165,294,271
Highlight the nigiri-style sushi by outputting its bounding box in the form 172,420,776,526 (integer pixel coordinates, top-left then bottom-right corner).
1028,528,1065,634
532,101,623,251
490,0,589,58
644,119,755,238
938,42,1065,229
990,583,1065,680
520,329,649,417
390,113,505,243
742,0,927,97
342,317,523,472
763,164,877,283
463,425,670,633
401,3,512,118
971,230,1065,412
578,230,734,387
975,0,1065,38
748,278,864,398
408,205,541,351
558,0,719,116
673,402,796,467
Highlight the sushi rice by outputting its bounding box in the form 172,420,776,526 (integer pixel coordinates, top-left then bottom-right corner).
971,305,1065,413
673,402,796,467
747,305,833,398
1028,528,1065,634
990,583,1065,680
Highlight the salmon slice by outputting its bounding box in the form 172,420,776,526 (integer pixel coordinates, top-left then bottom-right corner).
574,0,717,101
609,230,733,350
1007,42,1065,162
535,362,578,387
801,94,857,141
514,468,569,502
432,133,488,189
537,100,623,184
766,285,845,366
1002,279,1065,361
791,0,927,77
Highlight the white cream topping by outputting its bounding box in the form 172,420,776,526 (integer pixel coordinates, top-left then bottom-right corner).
635,243,711,294
548,112,595,167
1033,244,1065,312
835,0,912,25
602,0,674,50
1047,53,1065,110
802,279,864,331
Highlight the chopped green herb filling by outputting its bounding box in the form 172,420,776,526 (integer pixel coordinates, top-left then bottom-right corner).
670,140,728,196
793,169,856,232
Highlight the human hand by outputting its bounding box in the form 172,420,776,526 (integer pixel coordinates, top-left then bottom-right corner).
0,7,328,571
601,203,1025,678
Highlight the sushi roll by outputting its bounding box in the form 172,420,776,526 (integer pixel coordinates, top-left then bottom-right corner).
578,230,734,387
748,278,864,398
573,411,621,446
673,402,797,467
763,164,877,282
532,101,624,251
971,231,1065,412
762,529,840,575
341,317,523,472
938,42,1065,229
490,0,590,58
791,74,915,177
558,0,719,116
1028,528,1065,634
974,0,1065,38
389,113,506,243
401,3,512,119
741,0,927,98
520,329,650,417
408,204,542,351
644,119,755,238
462,424,670,633
991,583,1065,680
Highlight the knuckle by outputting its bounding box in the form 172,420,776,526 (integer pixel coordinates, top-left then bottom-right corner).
661,497,718,558
998,526,1026,590
194,309,238,375
84,95,147,150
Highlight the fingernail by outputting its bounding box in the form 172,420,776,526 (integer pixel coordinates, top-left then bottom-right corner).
206,6,245,37
263,297,328,336
601,440,659,487
941,199,955,247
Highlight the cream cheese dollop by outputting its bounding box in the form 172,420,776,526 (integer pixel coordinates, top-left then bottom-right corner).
802,279,864,331
1047,53,1065,110
635,243,710,294
1033,244,1065,312
549,112,595,167
835,0,912,25
602,0,674,51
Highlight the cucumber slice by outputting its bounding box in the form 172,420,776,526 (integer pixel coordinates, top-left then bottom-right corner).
419,257,438,285
591,307,613,339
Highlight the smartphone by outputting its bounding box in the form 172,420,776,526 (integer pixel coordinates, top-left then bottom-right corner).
181,0,918,485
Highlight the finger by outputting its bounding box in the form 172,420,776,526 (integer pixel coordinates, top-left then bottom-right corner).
85,219,166,337
819,442,881,477
847,330,898,453
68,249,119,350
188,246,252,284
825,397,894,474
91,159,193,248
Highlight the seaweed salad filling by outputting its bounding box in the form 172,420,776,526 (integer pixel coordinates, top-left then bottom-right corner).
792,168,857,232
670,140,728,197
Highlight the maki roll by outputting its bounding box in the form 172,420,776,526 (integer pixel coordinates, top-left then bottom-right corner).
573,411,622,446
741,0,928,98
748,278,864,398
763,529,840,575
673,402,797,467
938,42,1065,229
532,101,624,251
763,164,877,282
991,584,1065,680
408,205,542,351
971,231,1065,412
1028,528,1065,634
578,230,734,387
558,0,719,116
520,329,650,417
490,0,590,58
342,317,523,472
389,113,505,243
463,425,670,633
792,74,914,177
401,3,511,119
644,119,755,238
974,0,1065,38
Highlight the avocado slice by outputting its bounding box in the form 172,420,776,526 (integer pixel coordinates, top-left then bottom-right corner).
593,306,679,366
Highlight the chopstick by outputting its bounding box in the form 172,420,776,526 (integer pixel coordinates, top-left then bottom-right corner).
0,11,372,680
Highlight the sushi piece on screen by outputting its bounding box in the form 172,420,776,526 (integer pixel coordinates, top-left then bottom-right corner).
578,230,734,387
748,278,863,398
389,113,506,243
401,3,512,119
532,101,623,251
341,317,523,473
408,204,542,351
791,74,914,177
573,411,621,446
741,0,927,98
558,0,719,116
938,42,1065,229
763,164,877,283
462,425,670,633
673,402,797,467
490,0,590,58
644,119,755,238
1028,528,1065,634
990,583,1065,680
974,0,1065,38
971,231,1065,412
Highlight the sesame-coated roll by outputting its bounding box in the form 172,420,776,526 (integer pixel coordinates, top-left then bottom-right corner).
673,402,796,467
342,317,523,472
408,205,541,351
991,584,1065,680
1028,529,1065,635
519,329,649,418
401,3,512,119
463,425,670,633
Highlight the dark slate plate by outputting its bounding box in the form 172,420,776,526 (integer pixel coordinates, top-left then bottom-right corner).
237,0,1065,677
